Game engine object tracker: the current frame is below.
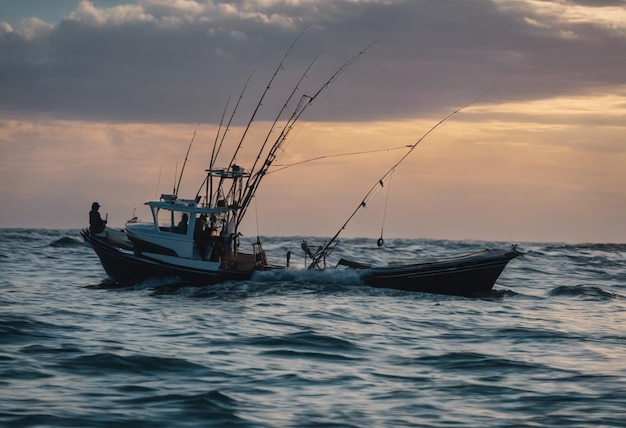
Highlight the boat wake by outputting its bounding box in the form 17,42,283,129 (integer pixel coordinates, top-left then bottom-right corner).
149,269,367,298
253,268,364,286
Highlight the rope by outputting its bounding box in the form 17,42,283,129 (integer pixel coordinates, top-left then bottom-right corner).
378,170,394,247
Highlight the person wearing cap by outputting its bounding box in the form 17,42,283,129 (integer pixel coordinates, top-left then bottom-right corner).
89,202,107,234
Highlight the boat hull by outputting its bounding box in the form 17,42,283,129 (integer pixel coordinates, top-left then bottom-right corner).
358,249,519,296
82,229,254,286
83,229,518,295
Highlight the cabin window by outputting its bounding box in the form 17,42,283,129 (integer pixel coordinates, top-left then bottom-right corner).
156,208,189,234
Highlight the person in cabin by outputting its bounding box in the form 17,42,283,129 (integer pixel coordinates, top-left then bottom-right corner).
176,213,189,234
194,214,209,260
89,202,107,234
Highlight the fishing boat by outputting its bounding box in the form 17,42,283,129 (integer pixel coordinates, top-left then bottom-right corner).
82,36,519,295
81,165,275,286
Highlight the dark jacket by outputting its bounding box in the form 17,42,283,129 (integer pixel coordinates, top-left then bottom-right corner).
89,209,106,233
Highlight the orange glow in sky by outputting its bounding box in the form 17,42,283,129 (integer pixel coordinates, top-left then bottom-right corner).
1,1,625,243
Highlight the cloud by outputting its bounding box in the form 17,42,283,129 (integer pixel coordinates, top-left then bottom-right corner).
0,0,625,124
67,0,154,27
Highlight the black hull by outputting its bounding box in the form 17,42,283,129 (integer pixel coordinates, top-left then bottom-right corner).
83,230,518,295
81,230,253,286
359,249,519,296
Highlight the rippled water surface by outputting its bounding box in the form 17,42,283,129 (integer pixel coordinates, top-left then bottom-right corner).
1,229,625,427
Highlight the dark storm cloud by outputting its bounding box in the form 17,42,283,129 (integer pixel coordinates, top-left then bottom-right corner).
1,0,625,123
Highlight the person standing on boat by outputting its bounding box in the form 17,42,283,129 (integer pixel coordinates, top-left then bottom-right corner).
89,202,107,234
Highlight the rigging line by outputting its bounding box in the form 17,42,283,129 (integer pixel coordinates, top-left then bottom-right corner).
309,78,506,268
267,145,413,175
379,169,394,247
175,125,199,197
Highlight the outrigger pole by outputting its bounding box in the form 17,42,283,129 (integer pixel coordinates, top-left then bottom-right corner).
307,80,505,269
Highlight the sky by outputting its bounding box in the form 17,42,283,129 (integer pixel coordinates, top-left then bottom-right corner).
1,0,625,244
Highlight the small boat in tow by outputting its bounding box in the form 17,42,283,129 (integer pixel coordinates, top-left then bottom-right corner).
82,37,519,296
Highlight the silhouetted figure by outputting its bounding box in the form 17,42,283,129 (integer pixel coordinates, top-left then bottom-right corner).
195,214,209,260
176,213,189,234
89,202,107,234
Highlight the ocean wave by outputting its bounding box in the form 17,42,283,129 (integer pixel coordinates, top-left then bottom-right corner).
48,236,84,248
4,230,626,427
57,353,208,375
548,285,618,300
0,315,75,344
412,351,543,372
259,348,360,361
119,390,244,424
243,330,361,352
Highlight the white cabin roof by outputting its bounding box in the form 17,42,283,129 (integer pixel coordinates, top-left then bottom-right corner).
145,194,234,214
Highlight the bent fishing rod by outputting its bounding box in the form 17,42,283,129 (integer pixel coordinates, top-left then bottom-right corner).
235,40,379,228
218,27,312,203
307,80,504,269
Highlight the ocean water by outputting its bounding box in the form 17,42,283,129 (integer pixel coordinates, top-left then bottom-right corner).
1,229,625,427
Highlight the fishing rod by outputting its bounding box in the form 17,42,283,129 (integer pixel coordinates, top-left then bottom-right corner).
244,54,320,188
175,125,199,197
210,96,231,171
222,27,310,191
211,26,309,211
195,71,254,204
307,80,504,269
194,69,254,204
211,71,253,172
235,40,379,228
203,96,231,206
